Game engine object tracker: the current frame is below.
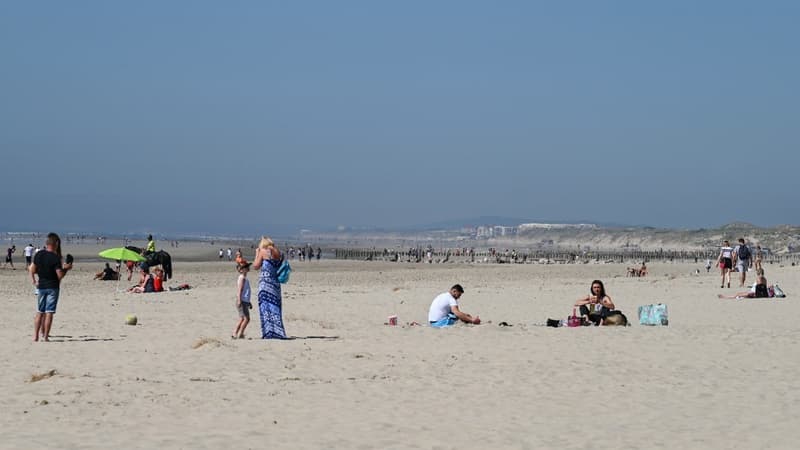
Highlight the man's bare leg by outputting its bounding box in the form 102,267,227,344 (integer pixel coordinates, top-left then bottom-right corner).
33,312,43,341
42,313,54,341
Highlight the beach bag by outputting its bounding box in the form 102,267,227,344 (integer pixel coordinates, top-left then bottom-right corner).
638,303,669,326
567,307,582,327
773,283,786,298
276,258,292,284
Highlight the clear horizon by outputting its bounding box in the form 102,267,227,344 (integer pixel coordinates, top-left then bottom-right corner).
2,1,798,232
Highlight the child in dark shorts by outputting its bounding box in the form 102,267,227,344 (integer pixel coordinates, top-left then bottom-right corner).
232,262,252,339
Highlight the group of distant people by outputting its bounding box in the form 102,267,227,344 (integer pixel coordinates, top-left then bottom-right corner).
626,262,648,277
716,238,764,289
91,234,163,291
4,243,44,270
287,246,321,261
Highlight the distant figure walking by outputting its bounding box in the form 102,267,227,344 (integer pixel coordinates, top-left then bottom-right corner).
754,245,764,272
24,243,34,268
717,240,734,288
733,238,752,288
4,245,16,269
253,236,286,339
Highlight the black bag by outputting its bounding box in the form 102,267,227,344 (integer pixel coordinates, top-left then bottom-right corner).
546,319,562,328
738,245,751,260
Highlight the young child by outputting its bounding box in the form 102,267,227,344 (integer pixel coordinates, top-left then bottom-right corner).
153,268,164,292
232,262,252,339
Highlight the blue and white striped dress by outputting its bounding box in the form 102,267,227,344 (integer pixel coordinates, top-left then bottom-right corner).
257,258,286,339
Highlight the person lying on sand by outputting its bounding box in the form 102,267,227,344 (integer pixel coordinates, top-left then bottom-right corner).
428,284,481,327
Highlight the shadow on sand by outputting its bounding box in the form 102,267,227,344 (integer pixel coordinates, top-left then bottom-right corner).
286,335,340,341
45,335,119,343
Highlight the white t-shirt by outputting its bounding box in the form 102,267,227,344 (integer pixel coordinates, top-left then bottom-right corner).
238,274,251,303
428,292,458,322
24,245,34,257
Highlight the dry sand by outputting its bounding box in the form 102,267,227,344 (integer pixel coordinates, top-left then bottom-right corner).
2,243,800,449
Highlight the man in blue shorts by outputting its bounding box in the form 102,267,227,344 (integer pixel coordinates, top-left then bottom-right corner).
428,284,481,327
29,233,73,342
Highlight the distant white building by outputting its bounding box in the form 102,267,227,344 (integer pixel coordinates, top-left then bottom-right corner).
476,226,493,239
493,226,517,236
518,223,597,232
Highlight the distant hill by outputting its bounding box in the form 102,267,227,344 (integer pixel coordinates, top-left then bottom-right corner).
296,222,800,253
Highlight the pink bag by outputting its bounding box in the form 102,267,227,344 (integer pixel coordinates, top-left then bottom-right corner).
567,308,582,327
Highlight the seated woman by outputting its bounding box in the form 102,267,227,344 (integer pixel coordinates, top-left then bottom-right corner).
575,280,616,325
128,264,155,293
94,263,120,281
718,270,770,299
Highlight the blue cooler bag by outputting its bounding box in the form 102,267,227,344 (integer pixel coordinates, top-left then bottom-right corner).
638,303,669,326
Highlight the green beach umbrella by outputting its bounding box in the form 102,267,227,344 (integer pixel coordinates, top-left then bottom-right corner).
98,247,146,263
98,247,145,296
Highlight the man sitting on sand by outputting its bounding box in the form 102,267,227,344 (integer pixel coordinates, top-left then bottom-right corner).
94,262,120,281
428,284,481,327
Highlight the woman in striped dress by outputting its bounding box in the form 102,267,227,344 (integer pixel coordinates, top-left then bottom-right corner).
253,236,286,339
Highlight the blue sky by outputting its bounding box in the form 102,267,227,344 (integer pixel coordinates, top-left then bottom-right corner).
1,1,798,234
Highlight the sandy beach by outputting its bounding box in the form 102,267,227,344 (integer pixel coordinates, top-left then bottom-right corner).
2,243,799,449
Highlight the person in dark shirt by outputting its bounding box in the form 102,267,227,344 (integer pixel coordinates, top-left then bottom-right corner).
3,245,15,269
94,262,119,281
29,233,72,342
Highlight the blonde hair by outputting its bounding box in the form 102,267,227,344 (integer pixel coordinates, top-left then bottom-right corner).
259,236,274,249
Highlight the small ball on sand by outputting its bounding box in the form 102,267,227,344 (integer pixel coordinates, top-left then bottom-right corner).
125,315,138,326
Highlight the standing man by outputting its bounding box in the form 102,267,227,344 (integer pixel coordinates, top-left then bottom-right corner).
733,238,752,288
24,243,35,268
716,240,734,288
428,284,481,327
29,233,73,342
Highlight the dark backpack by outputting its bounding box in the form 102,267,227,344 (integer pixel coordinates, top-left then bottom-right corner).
738,245,751,260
